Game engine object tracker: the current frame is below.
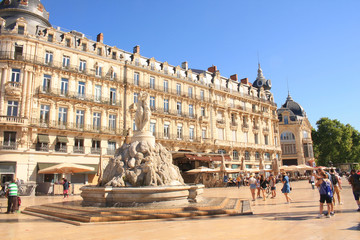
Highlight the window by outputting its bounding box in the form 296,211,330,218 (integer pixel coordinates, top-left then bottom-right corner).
201,107,205,117
255,152,260,160
274,136,278,146
110,69,116,80
40,104,50,124
303,131,309,139
93,112,101,130
303,143,314,158
189,104,194,117
231,113,236,123
18,25,24,35
284,115,289,124
149,76,155,89
134,72,139,86
202,129,206,139
108,141,116,155
65,38,71,47
280,132,295,141
55,136,67,153
133,119,137,131
150,122,156,136
245,151,250,160
7,101,18,117
74,138,84,153
78,82,85,98
134,93,139,103
95,65,102,77
92,140,101,154
45,51,53,64
3,132,16,149
264,135,269,145
281,144,296,155
232,130,237,142
200,90,204,100
264,152,270,160
218,128,224,140
150,96,155,109
177,102,182,115
11,69,20,83
233,150,239,160
150,62,155,70
254,133,259,144
135,58,140,66
62,56,70,68
79,60,86,71
218,149,226,154
164,99,169,112
95,85,101,102
97,47,102,56
189,127,194,140
177,126,183,139
47,34,53,42
82,43,87,51
112,52,117,60
188,87,193,98
60,78,68,95
176,83,181,95
164,124,170,138
58,107,67,125
76,110,84,128
42,75,51,92
163,80,169,92
110,88,116,105
109,114,116,130
243,132,248,143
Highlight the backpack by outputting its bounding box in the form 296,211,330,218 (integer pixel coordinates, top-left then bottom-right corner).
330,174,338,186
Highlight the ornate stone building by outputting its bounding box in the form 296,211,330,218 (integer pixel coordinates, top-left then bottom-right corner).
0,0,281,186
277,93,315,166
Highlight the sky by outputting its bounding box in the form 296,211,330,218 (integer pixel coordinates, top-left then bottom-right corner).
41,0,360,131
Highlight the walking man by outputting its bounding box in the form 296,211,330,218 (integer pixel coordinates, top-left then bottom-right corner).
348,169,360,211
6,179,18,214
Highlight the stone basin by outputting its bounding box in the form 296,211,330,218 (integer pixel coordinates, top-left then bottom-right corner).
80,184,204,207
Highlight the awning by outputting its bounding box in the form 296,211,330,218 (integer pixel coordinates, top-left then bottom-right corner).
57,136,68,143
185,154,231,162
38,135,50,143
0,162,16,174
38,163,98,174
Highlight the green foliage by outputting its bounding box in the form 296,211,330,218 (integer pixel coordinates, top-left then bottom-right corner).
312,118,360,167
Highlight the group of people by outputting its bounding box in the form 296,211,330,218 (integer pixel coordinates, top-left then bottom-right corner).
314,168,360,218
247,172,292,203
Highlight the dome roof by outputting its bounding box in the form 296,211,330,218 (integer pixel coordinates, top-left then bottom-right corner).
0,0,51,34
278,93,306,117
252,64,272,90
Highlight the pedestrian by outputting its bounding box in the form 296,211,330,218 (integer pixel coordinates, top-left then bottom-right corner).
5,179,18,214
62,178,70,199
260,175,268,201
281,172,293,203
248,174,257,201
256,176,261,198
315,172,334,218
310,172,316,190
317,168,335,213
269,174,276,198
330,168,342,205
236,175,241,189
348,169,360,212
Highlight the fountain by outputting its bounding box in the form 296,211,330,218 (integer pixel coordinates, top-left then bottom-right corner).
81,92,204,207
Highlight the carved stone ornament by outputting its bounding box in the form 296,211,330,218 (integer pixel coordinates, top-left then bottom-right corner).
5,82,22,96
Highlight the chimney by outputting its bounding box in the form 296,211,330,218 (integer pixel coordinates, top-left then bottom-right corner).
97,33,104,43
133,45,140,54
208,65,217,73
181,61,188,70
230,74,238,81
241,78,249,85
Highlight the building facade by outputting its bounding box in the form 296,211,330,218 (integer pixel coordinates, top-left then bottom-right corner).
277,94,315,166
0,0,281,185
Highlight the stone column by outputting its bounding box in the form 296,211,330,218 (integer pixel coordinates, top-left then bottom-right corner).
20,69,28,118
0,67,8,115
25,71,34,118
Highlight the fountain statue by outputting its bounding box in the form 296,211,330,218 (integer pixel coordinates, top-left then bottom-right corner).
81,91,202,207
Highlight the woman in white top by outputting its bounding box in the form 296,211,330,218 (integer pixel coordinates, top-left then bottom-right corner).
248,174,257,201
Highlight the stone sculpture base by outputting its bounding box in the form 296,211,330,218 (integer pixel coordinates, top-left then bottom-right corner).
81,184,204,207
131,131,155,147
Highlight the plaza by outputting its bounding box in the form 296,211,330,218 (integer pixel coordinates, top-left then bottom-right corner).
1,180,359,240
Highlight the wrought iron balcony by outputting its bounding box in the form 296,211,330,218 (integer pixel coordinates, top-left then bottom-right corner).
0,141,18,150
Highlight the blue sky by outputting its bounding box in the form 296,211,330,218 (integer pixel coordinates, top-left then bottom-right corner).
41,0,360,131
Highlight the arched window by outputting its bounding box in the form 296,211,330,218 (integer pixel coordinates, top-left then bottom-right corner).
280,132,295,141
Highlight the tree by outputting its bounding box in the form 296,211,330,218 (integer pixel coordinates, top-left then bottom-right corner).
312,117,359,167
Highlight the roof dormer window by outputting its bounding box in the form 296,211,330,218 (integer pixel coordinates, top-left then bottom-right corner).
18,26,24,35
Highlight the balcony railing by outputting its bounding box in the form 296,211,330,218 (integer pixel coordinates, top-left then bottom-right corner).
91,147,101,155
37,87,122,107
73,146,85,154
30,118,127,135
55,146,67,153
0,116,26,124
0,141,17,150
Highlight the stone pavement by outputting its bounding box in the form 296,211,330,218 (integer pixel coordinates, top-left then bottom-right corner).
0,180,359,240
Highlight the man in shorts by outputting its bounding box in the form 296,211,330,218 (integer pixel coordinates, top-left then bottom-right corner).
348,169,360,211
